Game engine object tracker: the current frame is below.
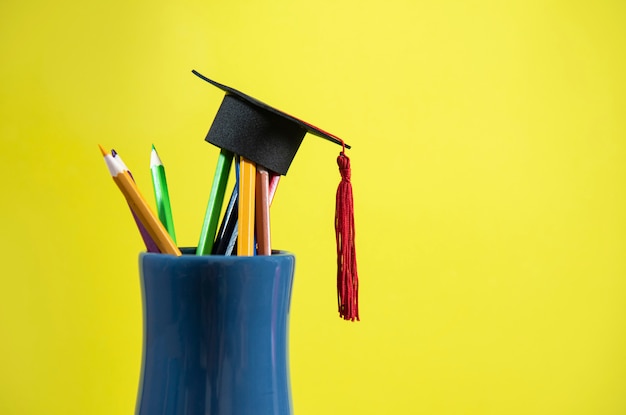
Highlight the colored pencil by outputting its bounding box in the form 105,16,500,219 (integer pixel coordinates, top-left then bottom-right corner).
255,167,271,255
196,149,234,255
150,145,177,243
111,149,160,253
237,156,256,256
223,224,239,255
212,183,238,255
100,145,181,256
221,157,241,256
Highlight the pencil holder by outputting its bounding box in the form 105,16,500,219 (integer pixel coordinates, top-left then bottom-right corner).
135,249,295,415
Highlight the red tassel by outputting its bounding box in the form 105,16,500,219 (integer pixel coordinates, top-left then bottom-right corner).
336,148,359,321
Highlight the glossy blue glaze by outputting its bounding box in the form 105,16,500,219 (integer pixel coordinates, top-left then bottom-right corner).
136,249,295,415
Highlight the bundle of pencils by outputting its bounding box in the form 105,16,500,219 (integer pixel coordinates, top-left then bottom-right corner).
99,70,360,321
99,145,277,258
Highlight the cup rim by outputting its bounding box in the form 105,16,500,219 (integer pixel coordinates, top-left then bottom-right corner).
140,247,294,259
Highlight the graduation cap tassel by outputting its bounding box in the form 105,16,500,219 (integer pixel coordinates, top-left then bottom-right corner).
336,146,359,321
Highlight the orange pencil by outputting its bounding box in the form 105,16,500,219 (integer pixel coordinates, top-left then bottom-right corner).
255,166,271,255
99,145,181,256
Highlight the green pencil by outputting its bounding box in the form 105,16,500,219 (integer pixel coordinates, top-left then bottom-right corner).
196,149,234,255
150,145,177,244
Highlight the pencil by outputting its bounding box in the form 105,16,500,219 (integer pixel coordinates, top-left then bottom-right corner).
150,145,177,244
111,149,160,253
255,166,271,255
100,145,181,256
223,222,239,256
237,156,256,256
220,157,241,256
212,182,238,255
196,149,234,255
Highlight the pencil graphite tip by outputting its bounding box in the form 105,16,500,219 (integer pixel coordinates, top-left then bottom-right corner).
98,144,109,156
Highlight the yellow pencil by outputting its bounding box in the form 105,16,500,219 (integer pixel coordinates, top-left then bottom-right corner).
237,156,256,256
99,145,181,256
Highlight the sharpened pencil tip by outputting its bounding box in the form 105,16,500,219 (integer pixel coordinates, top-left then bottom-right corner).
98,144,109,156
150,145,163,168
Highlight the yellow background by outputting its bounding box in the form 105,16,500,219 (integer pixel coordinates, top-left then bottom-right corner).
1,0,625,414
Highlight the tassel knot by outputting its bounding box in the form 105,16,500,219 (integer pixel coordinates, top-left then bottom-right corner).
335,150,359,321
338,154,351,180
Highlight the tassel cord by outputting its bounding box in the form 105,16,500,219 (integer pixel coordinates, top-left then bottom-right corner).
335,151,359,321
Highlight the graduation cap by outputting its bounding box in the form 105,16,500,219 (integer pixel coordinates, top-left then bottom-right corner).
192,70,350,175
193,69,359,321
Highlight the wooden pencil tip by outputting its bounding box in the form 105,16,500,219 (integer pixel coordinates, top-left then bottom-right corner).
98,144,109,156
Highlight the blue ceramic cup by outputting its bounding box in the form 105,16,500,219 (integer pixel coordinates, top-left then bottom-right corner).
135,249,295,415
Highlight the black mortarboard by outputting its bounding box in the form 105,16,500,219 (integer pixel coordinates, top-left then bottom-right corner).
192,69,350,175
